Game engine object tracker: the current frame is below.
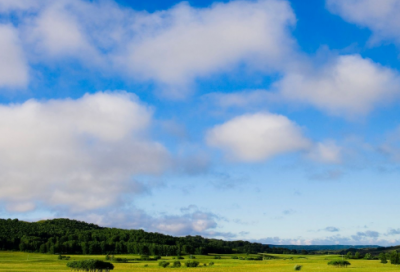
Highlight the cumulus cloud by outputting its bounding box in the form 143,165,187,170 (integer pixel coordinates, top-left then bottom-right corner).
277,54,400,117
326,0,400,45
0,92,168,212
73,206,232,238
206,113,311,162
123,0,296,96
27,3,97,59
5,0,297,96
0,24,29,88
0,0,42,12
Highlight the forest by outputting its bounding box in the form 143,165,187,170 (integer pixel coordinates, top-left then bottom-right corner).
0,218,297,255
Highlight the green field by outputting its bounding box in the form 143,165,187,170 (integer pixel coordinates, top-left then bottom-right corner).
0,252,398,272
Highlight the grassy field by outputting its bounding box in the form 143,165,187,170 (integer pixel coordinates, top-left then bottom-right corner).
0,251,398,272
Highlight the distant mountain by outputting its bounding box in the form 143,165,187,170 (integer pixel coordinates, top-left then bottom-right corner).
268,245,381,251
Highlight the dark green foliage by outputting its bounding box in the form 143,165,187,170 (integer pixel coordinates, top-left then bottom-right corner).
327,260,351,268
158,261,170,268
390,251,399,264
294,264,302,270
231,256,238,259
66,259,114,271
172,261,181,267
214,255,221,259
209,262,214,266
113,258,128,263
185,260,200,267
0,218,274,255
364,253,372,260
346,252,353,259
354,252,360,259
58,255,70,260
379,253,387,263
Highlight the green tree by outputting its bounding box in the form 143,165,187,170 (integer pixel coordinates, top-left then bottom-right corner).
390,251,399,265
379,253,387,264
354,252,360,259
364,253,372,260
346,252,353,259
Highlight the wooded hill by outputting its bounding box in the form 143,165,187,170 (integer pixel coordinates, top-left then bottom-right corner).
0,218,294,255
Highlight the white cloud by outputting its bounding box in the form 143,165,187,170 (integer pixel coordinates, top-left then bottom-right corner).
0,92,168,212
326,0,400,45
72,206,231,237
0,24,29,88
206,113,311,162
308,141,342,164
26,2,98,60
277,54,400,117
0,0,42,12
9,0,296,97
202,90,273,108
123,0,296,96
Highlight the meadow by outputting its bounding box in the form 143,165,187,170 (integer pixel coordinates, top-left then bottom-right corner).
0,252,398,272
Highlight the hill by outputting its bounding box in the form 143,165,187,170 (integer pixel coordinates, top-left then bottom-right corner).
0,218,291,255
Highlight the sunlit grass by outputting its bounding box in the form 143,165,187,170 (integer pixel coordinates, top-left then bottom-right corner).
0,251,397,272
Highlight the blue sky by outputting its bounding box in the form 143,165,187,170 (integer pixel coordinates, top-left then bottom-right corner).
1,0,400,246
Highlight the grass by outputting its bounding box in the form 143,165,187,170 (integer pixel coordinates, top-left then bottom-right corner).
0,251,398,272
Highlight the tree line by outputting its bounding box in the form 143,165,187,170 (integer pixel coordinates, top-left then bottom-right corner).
0,218,298,255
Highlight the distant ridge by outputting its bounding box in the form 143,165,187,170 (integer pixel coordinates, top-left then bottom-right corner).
268,245,381,251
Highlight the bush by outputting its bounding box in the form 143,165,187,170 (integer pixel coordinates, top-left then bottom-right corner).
172,261,181,267
214,256,221,259
158,261,170,268
185,260,200,267
144,264,148,267
114,258,128,263
209,262,214,266
231,256,238,259
189,255,196,259
67,260,114,271
328,260,351,268
294,264,302,270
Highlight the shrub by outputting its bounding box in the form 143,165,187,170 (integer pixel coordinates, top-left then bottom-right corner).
67,260,114,271
158,261,170,268
185,260,200,267
294,264,302,270
231,256,238,259
114,258,128,263
209,262,214,266
328,260,351,268
144,264,148,267
214,256,221,259
172,261,181,267
189,255,196,259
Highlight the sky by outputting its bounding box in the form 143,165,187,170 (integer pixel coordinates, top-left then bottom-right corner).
1,0,400,246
